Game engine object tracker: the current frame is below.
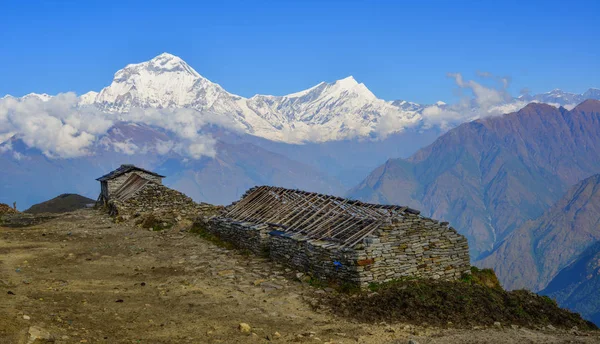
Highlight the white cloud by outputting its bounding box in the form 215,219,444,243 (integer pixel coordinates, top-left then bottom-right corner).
422,72,522,128
13,151,24,160
0,140,12,154
155,140,175,155
0,132,14,145
112,140,139,155
374,112,421,138
0,93,111,158
0,94,221,160
124,107,225,158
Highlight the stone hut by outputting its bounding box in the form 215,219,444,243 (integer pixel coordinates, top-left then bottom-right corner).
96,164,165,203
97,164,220,223
204,186,471,287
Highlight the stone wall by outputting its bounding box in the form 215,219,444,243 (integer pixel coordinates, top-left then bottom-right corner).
205,217,272,255
106,171,163,198
203,212,471,288
109,182,219,222
353,213,470,286
269,232,361,284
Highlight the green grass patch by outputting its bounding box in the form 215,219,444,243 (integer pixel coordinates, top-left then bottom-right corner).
318,270,598,331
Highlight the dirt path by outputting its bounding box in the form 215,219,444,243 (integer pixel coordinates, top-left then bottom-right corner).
1,209,598,343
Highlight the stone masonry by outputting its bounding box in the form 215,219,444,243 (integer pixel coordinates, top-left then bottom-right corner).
109,182,218,221
204,211,470,287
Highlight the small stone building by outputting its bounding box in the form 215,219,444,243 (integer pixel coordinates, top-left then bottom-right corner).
204,186,471,287
97,164,219,223
96,164,165,203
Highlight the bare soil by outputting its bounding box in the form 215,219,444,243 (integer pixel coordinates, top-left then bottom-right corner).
1,209,598,344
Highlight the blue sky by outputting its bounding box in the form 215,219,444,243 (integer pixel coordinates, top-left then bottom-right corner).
1,0,598,104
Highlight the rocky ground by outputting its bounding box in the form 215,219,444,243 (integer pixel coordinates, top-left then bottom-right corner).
1,209,599,344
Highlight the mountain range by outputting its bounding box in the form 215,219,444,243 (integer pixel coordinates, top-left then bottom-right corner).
5,53,598,146
78,53,425,143
2,52,600,325
350,100,600,259
349,99,600,325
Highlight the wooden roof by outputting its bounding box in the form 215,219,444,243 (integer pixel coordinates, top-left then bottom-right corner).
224,186,421,247
110,174,152,201
96,164,165,182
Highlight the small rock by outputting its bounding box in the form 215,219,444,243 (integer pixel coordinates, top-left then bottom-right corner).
218,270,235,276
23,315,31,320
296,272,305,280
547,324,556,331
253,279,267,286
273,331,281,338
239,323,251,334
261,282,283,289
493,321,502,328
28,326,53,342
511,324,519,330
408,340,420,344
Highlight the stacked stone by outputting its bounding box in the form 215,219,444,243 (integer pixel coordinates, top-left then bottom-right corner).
353,213,470,287
269,232,360,284
204,210,471,288
205,217,272,255
109,183,221,221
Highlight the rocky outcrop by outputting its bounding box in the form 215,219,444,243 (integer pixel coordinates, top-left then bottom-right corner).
0,203,18,215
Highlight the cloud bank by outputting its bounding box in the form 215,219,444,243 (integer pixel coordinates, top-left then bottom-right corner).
0,93,222,159
421,72,526,129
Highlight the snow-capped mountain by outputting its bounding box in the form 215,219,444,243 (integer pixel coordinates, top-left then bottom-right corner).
5,53,600,147
519,88,600,107
78,53,424,143
1,93,52,102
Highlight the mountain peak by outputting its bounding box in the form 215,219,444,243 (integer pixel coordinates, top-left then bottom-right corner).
154,52,179,60
572,99,600,113
95,53,217,111
114,53,200,82
518,102,558,113
22,93,52,102
334,76,358,88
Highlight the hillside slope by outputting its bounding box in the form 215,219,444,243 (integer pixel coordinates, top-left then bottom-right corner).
542,242,600,326
349,100,600,258
24,194,96,214
480,173,600,291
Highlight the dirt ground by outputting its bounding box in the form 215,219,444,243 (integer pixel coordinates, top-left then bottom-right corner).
1,209,598,344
